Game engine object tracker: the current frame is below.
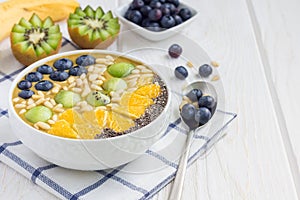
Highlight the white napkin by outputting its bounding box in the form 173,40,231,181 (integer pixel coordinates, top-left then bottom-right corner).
0,38,236,200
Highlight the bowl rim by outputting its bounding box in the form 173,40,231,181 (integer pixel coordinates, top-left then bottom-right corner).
114,2,199,36
8,49,172,142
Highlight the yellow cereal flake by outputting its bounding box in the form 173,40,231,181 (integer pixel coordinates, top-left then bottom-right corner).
187,61,194,68
48,120,78,139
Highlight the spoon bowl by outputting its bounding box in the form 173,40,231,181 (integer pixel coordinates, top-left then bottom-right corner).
169,81,218,200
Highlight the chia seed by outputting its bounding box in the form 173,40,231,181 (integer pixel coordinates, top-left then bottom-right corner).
95,74,168,139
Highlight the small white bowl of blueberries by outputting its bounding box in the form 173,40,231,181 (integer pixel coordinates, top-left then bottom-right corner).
115,0,198,41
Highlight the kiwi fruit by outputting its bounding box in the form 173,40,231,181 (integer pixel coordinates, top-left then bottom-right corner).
10,13,62,66
107,62,135,78
86,91,110,107
67,6,120,49
25,106,52,123
54,90,81,108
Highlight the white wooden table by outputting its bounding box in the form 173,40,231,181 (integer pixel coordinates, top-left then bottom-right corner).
1,0,300,199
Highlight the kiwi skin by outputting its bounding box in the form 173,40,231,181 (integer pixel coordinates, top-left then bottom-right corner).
68,27,118,49
10,36,62,66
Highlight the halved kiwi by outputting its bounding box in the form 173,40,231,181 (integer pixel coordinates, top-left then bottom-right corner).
10,13,62,66
67,6,120,49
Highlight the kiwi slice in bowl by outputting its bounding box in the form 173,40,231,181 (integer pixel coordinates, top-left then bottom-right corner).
67,6,120,49
10,13,62,66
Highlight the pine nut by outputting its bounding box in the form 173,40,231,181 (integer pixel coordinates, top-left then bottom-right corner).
27,99,34,105
76,79,83,86
53,83,61,88
94,80,103,85
36,122,50,130
32,95,41,100
19,109,26,114
131,69,140,74
15,104,26,108
124,74,140,80
37,91,44,98
48,120,55,125
141,74,153,78
50,99,56,106
44,101,53,108
54,108,64,113
89,74,98,81
105,61,114,65
81,86,91,97
88,66,94,72
91,84,102,91
33,123,40,130
95,64,107,68
52,114,58,121
68,82,76,89
80,73,86,79
35,98,45,105
27,103,36,109
46,91,51,95
68,76,75,84
96,58,108,64
136,65,146,70
211,75,220,81
93,67,106,74
98,75,106,81
111,97,121,103
127,88,137,92
187,61,194,68
211,61,219,67
52,87,60,94
13,97,20,103
63,86,68,91
21,100,26,104
140,69,152,74
106,55,114,61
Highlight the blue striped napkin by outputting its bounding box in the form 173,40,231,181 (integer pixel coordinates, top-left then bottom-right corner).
0,38,236,200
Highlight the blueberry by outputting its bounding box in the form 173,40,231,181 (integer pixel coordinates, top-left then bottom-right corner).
168,44,182,58
53,58,73,71
50,71,70,82
186,89,203,102
69,66,88,76
198,95,216,109
195,107,212,125
149,0,162,8
76,55,96,66
160,15,176,28
25,72,43,82
17,80,32,90
179,8,192,21
167,0,179,7
37,64,54,74
18,90,34,99
159,0,166,3
128,10,143,24
161,7,171,15
174,66,188,80
35,80,53,91
181,103,196,120
173,15,183,25
140,5,152,17
148,8,162,21
142,18,151,27
144,0,151,4
125,9,132,19
199,64,213,77
147,22,161,32
181,104,199,129
131,0,144,9
167,3,178,14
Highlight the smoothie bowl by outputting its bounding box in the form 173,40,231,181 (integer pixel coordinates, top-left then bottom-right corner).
8,50,171,170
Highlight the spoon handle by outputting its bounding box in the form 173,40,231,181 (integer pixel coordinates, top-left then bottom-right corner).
169,130,195,200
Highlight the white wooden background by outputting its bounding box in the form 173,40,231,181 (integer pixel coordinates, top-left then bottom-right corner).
1,0,300,199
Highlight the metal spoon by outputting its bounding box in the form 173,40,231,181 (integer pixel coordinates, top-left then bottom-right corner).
169,81,218,200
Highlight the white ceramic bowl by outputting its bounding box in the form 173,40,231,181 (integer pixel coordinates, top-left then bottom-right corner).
8,50,171,170
114,2,199,41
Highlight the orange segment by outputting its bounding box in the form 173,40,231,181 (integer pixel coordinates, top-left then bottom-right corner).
82,110,98,126
106,111,135,132
73,124,102,139
134,84,161,99
48,120,78,139
129,93,153,107
59,109,84,125
95,109,108,128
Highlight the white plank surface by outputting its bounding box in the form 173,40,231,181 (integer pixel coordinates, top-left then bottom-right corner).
0,0,299,199
249,0,300,191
